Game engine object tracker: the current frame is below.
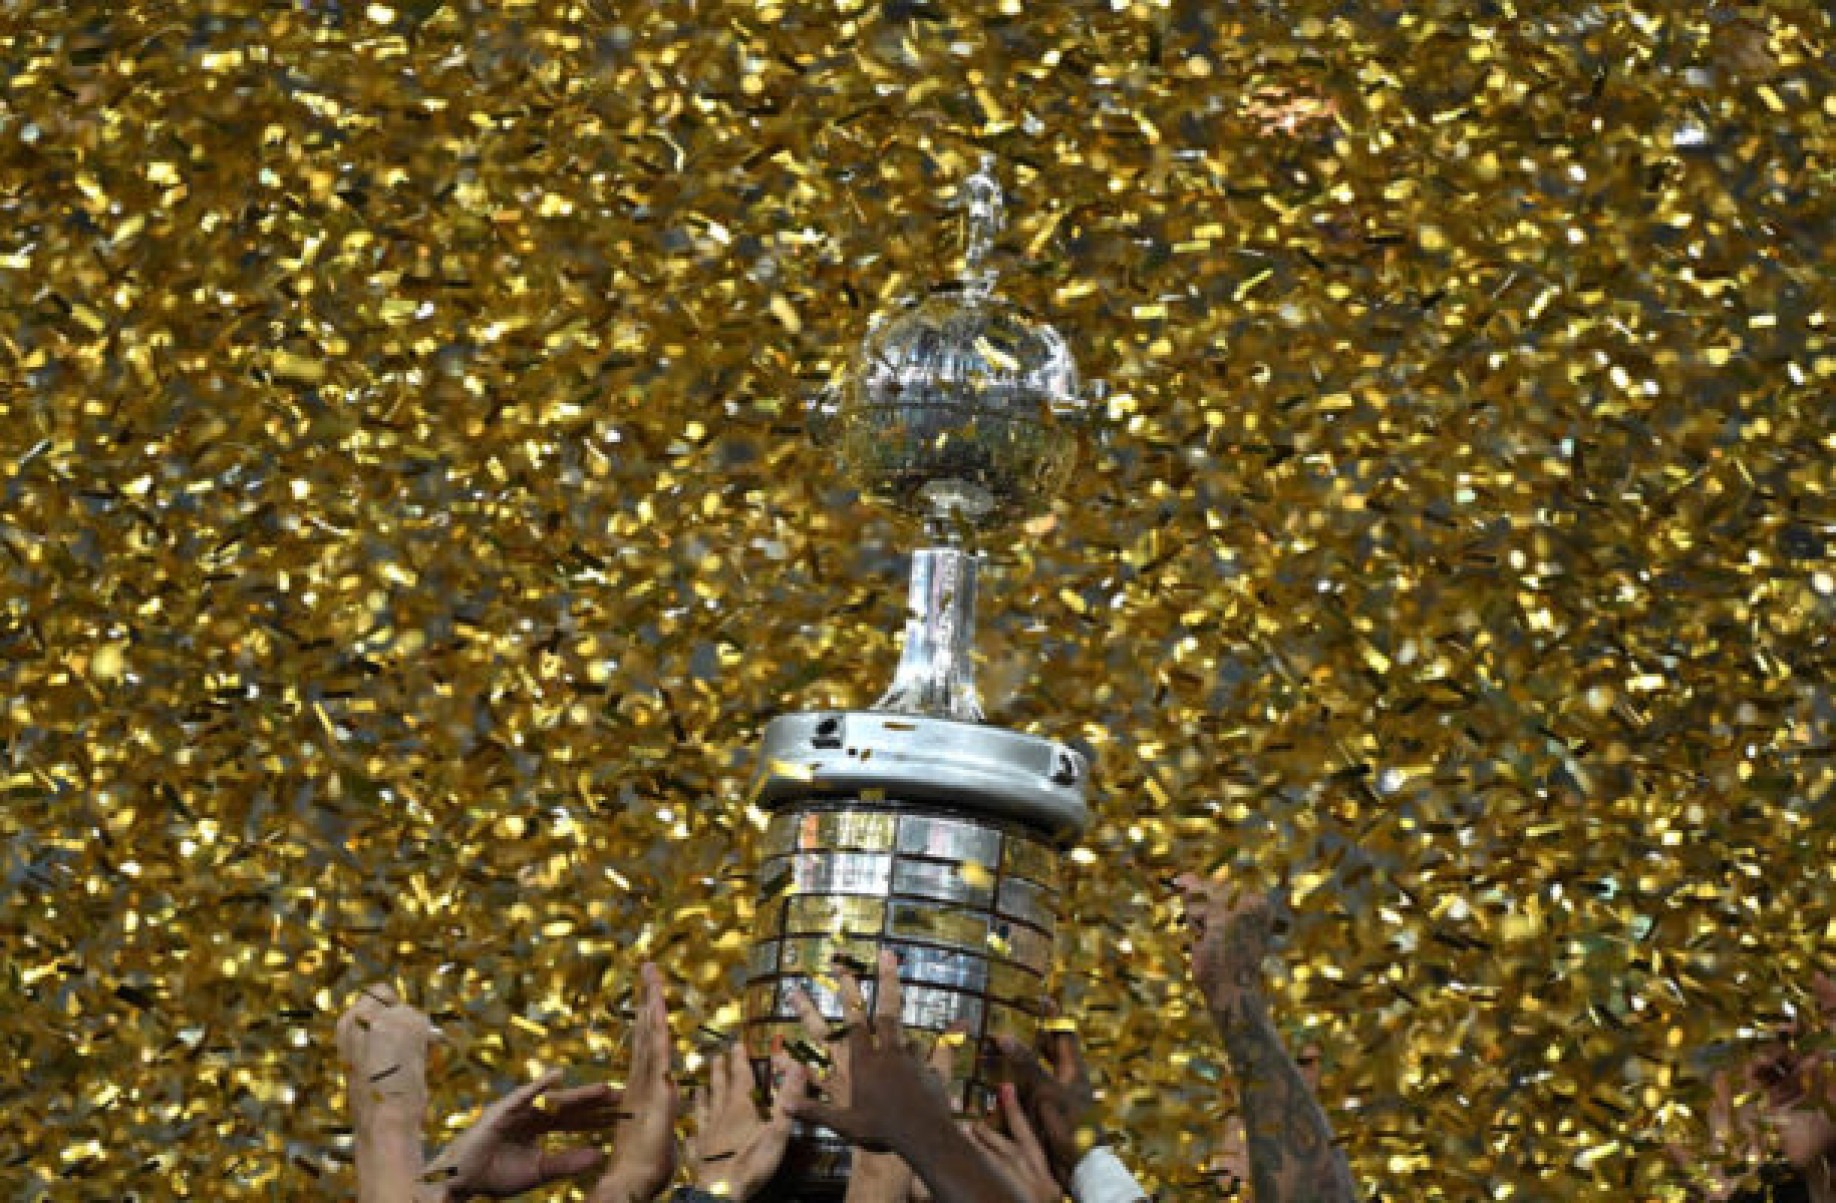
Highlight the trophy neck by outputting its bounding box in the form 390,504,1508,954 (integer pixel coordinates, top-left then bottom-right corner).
873,544,985,723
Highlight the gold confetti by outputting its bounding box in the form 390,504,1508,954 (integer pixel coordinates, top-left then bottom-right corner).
87,643,126,683
0,5,1826,1202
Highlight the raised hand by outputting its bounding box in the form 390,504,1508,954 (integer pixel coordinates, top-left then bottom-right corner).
1215,1045,1322,1196
966,1084,1061,1203
992,1004,1100,1190
338,983,434,1116
789,950,922,1203
590,963,680,1203
687,1040,808,1201
423,1069,617,1199
337,983,434,1203
1175,872,1356,1203
785,953,1022,1203
1175,873,1274,1023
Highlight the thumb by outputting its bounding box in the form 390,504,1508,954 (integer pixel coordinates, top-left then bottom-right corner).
498,1067,564,1116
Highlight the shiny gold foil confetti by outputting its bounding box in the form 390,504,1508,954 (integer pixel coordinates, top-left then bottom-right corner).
0,4,1830,1201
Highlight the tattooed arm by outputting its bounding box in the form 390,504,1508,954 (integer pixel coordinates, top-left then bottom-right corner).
1177,876,1358,1203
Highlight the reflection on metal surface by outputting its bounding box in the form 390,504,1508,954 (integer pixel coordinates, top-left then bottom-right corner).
753,713,1088,840
875,546,986,722
996,875,1056,929
747,797,1067,1203
892,856,997,908
784,893,888,936
1001,833,1061,888
824,157,1084,536
781,851,896,896
896,813,1005,864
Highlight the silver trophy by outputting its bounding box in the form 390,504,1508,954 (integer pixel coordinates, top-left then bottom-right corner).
744,158,1092,1200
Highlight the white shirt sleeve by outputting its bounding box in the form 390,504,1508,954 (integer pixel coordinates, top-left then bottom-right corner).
1069,1146,1149,1203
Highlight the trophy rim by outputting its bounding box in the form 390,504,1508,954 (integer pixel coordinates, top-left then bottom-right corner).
751,710,1091,842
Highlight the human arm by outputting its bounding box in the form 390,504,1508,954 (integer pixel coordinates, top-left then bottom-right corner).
795,1051,1024,1203
788,951,928,1203
337,983,435,1203
993,1010,1146,1203
1177,874,1357,1203
997,1007,1151,1203
589,963,681,1203
965,1083,1062,1203
685,1038,809,1200
882,1103,1031,1203
785,957,1025,1203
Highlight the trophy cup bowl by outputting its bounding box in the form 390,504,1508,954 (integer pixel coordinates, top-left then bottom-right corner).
745,160,1092,1201
835,289,1082,530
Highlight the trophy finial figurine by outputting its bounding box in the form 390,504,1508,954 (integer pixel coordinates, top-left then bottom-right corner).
748,157,1091,1200
960,152,1004,296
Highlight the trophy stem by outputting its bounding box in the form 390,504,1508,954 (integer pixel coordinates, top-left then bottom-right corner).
872,544,985,723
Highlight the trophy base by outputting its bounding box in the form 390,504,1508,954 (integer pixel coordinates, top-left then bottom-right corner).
753,1140,849,1203
743,710,1091,1201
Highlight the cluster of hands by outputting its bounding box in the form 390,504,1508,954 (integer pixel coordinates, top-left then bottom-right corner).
336,876,1287,1203
338,952,1120,1203
337,965,681,1203
1679,973,1836,1202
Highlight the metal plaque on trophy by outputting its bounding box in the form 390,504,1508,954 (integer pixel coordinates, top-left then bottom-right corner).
744,157,1092,1200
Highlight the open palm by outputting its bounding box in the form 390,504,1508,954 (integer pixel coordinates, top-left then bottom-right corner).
426,1069,617,1198
689,1041,808,1200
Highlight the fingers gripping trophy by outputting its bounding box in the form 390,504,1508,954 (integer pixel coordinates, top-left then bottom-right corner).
744,157,1093,1200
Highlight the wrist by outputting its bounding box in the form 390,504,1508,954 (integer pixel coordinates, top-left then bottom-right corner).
851,1150,912,1181
353,1117,425,1203
355,1107,422,1152
357,1090,426,1121
895,1108,984,1182
1048,1128,1106,1189
1060,1140,1104,1189
1206,984,1266,1030
592,1169,665,1203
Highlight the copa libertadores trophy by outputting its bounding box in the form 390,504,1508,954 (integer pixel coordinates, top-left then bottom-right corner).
743,157,1092,1200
